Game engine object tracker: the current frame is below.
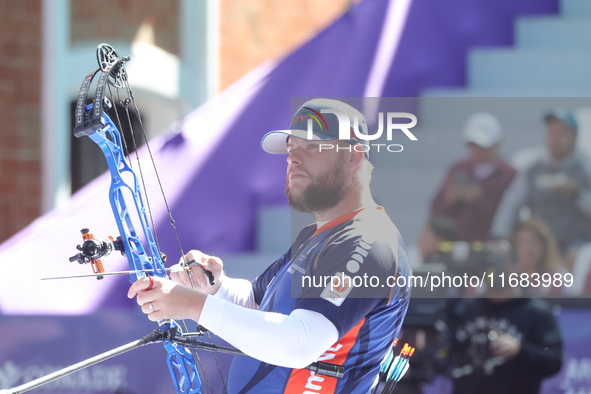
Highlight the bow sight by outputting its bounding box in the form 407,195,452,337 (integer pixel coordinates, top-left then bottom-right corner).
69,228,124,280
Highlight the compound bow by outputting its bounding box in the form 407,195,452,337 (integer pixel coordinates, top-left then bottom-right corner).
0,43,343,394
70,42,209,394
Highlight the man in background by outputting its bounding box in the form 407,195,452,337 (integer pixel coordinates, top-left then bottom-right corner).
430,113,516,242
492,109,591,257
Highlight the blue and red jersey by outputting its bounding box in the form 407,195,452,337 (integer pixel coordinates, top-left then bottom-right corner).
227,207,411,393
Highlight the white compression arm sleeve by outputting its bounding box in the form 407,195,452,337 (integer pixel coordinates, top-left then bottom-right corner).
213,276,257,309
199,296,339,368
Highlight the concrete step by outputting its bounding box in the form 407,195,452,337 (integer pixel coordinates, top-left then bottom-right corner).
516,16,591,48
422,87,591,97
561,0,591,17
469,48,591,90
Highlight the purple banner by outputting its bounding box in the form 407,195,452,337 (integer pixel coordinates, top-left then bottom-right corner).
541,308,591,393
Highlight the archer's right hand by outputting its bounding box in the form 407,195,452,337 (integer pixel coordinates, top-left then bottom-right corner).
171,250,224,295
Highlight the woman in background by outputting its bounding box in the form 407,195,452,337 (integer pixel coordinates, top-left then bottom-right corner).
511,216,570,296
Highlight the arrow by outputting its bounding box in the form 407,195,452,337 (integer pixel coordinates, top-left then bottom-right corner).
40,260,214,285
40,268,176,280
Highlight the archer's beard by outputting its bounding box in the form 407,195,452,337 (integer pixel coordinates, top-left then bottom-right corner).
285,167,347,214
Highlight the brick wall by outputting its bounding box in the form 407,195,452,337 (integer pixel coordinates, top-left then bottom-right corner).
71,0,179,54
0,0,182,243
0,0,42,242
220,0,352,89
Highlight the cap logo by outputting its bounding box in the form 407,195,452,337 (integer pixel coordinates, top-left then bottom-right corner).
303,107,329,131
320,109,352,139
292,108,330,132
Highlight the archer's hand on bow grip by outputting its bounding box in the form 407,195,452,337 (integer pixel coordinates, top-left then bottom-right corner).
171,250,224,295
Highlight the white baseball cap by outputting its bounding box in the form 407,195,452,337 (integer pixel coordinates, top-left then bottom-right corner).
463,112,502,149
261,98,369,157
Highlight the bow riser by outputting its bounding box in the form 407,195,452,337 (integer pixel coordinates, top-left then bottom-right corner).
78,102,203,394
84,102,166,283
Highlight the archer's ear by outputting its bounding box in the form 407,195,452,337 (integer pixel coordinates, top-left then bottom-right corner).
349,143,365,171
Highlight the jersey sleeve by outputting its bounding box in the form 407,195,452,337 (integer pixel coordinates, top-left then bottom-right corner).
252,250,291,306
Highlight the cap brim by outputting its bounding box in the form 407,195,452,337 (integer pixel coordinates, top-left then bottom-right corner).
463,128,499,149
465,137,495,149
260,129,338,154
544,114,578,133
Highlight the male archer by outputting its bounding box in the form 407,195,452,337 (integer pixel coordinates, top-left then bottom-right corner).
128,98,412,393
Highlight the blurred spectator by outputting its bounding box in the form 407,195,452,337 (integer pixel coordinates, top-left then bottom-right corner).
512,217,570,296
571,243,591,295
492,109,591,255
430,113,516,242
446,242,563,394
407,215,457,269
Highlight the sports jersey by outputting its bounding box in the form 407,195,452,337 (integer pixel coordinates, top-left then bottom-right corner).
226,206,412,393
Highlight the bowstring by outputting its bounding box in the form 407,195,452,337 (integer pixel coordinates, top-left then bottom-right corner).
115,76,228,394
107,86,133,164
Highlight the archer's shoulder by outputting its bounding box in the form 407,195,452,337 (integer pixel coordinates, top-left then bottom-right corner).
340,207,403,243
335,207,408,267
